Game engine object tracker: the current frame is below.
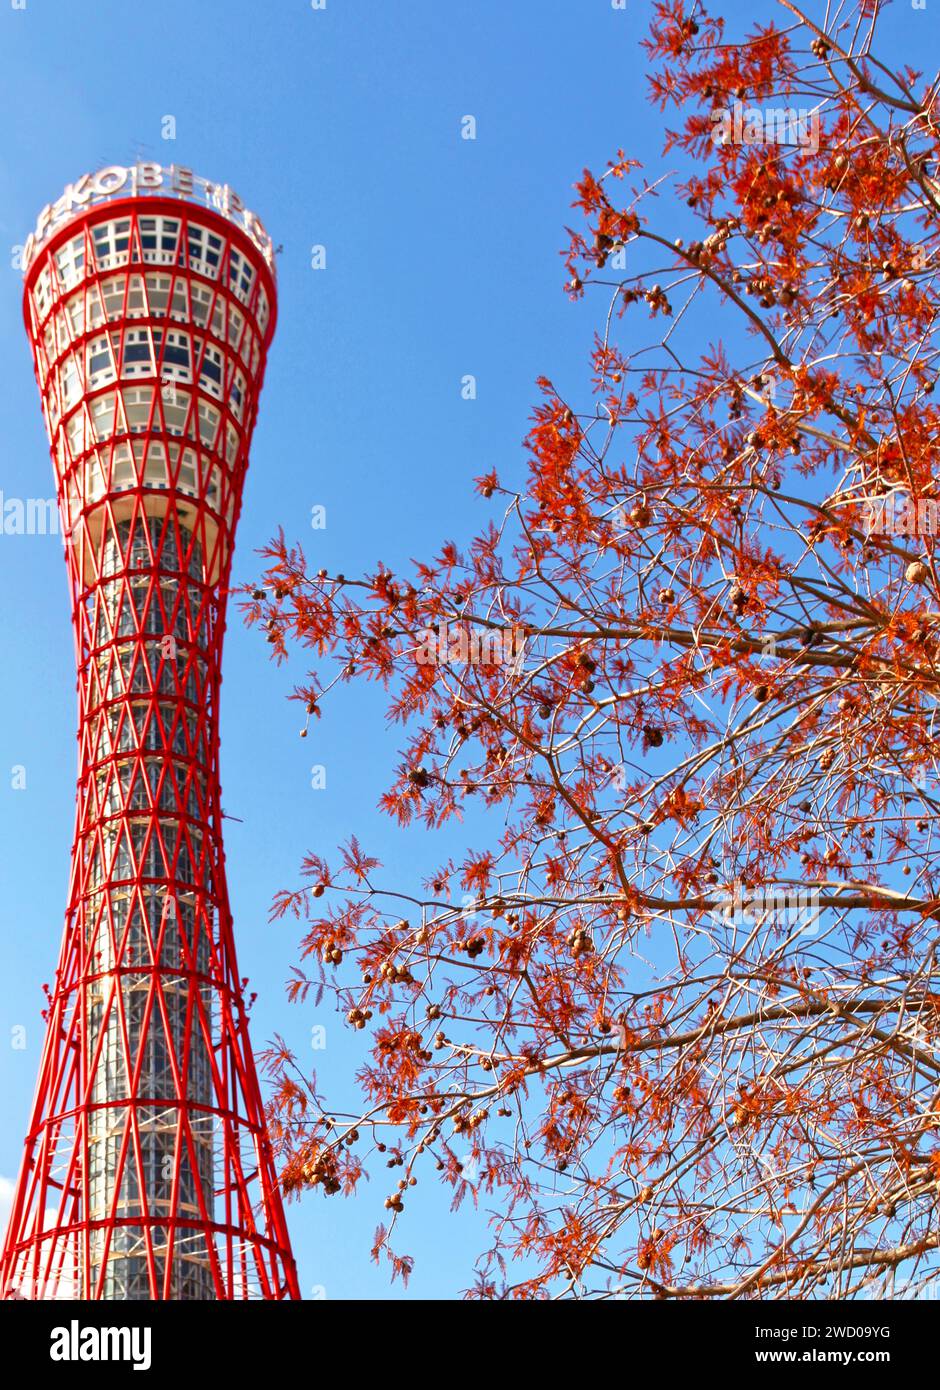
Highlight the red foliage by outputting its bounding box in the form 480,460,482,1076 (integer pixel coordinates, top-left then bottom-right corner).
249,1,940,1299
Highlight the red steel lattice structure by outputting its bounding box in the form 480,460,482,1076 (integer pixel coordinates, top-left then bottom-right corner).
1,165,299,1300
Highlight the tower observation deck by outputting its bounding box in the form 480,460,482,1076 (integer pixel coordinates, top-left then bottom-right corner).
0,163,299,1300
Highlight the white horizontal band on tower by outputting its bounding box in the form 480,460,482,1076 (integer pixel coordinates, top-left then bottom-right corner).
23,163,276,274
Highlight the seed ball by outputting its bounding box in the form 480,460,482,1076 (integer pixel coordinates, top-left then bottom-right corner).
906,561,929,585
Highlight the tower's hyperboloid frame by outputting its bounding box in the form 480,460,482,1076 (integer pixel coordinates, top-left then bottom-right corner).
1,163,299,1299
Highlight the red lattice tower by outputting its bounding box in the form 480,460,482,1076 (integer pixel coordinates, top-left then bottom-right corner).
1,164,299,1300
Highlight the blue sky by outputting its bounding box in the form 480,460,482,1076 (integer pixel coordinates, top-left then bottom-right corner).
0,0,927,1301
